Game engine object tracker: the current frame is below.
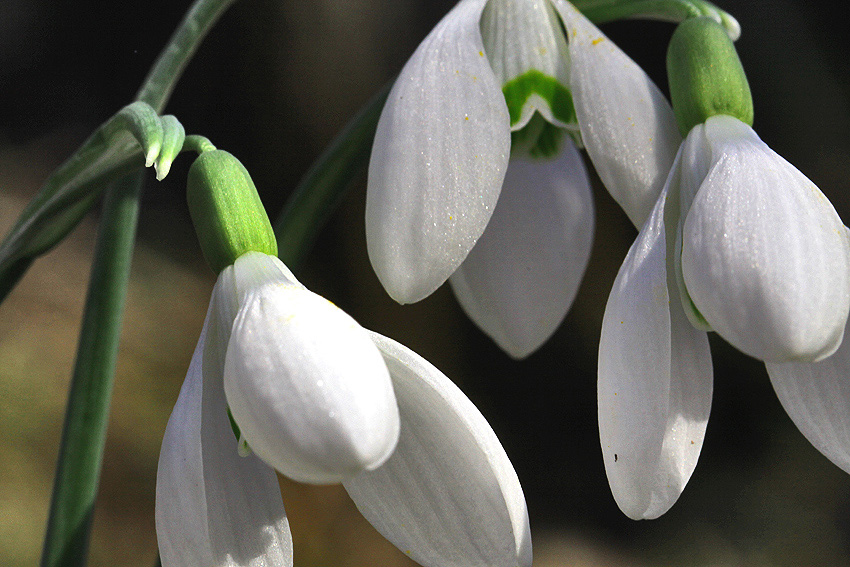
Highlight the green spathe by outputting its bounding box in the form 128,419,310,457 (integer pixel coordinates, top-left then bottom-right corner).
187,150,278,273
667,17,753,136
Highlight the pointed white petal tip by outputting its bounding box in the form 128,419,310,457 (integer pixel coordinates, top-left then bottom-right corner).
366,0,510,305
767,316,850,475
598,182,712,520
551,0,681,228
223,275,400,484
346,332,532,567
450,140,594,359
680,116,850,363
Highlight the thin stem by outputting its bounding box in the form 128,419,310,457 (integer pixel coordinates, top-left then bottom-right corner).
40,173,143,567
274,83,391,271
39,1,239,565
573,0,740,39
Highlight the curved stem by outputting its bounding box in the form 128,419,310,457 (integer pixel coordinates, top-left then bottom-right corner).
573,0,740,39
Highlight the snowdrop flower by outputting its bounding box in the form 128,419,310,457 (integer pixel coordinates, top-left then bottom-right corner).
366,0,682,356
157,150,531,566
598,17,850,520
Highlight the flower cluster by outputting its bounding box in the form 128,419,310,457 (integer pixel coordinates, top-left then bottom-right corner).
365,0,850,524
157,150,530,566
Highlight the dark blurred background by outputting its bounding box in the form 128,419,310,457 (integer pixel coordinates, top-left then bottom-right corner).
2,0,850,565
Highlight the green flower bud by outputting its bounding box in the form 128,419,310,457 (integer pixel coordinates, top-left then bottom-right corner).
186,150,277,273
667,17,753,136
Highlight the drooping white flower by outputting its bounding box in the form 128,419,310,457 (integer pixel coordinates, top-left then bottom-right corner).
157,252,531,566
598,113,850,519
677,115,850,363
366,0,680,356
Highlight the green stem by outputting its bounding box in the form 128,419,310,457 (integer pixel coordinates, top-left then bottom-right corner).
274,83,390,271
574,0,740,39
39,173,143,567
39,1,238,565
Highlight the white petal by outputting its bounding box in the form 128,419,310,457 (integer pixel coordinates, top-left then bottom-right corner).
681,115,850,362
598,182,712,520
156,282,292,567
223,282,400,484
480,0,574,129
766,316,850,474
449,138,593,358
366,0,511,304
345,332,532,567
552,0,681,228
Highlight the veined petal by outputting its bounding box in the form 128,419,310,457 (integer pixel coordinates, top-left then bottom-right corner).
156,282,292,567
552,0,681,228
598,181,712,520
449,138,593,358
681,115,850,363
766,316,850,474
481,0,575,130
366,0,511,304
345,332,532,567
223,281,400,484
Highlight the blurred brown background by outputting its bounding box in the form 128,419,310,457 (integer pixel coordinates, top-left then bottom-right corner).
2,0,850,565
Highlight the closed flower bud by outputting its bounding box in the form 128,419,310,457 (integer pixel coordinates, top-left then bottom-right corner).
186,150,278,273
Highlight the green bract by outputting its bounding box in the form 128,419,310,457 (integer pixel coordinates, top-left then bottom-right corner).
186,150,278,273
666,16,753,136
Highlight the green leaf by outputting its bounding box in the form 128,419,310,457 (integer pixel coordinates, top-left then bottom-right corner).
40,172,143,567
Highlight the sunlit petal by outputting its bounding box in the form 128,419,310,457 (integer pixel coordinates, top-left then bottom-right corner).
449,138,593,358
552,0,681,227
766,317,850,474
223,279,399,484
156,283,292,567
681,115,850,362
366,0,511,304
345,332,532,567
598,180,712,520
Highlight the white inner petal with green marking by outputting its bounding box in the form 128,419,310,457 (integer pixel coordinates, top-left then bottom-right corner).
480,0,578,133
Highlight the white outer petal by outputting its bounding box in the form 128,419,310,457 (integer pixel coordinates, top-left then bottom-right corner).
552,0,681,228
598,180,712,520
366,0,511,304
449,139,593,358
156,281,292,567
345,332,532,567
766,316,850,474
481,0,572,129
223,283,400,484
681,115,850,363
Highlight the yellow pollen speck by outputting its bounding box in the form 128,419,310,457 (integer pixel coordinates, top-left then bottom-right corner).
592,37,605,46
479,50,484,57
464,115,469,121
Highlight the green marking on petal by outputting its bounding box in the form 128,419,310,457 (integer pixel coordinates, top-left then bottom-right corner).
502,69,577,127
227,406,251,455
